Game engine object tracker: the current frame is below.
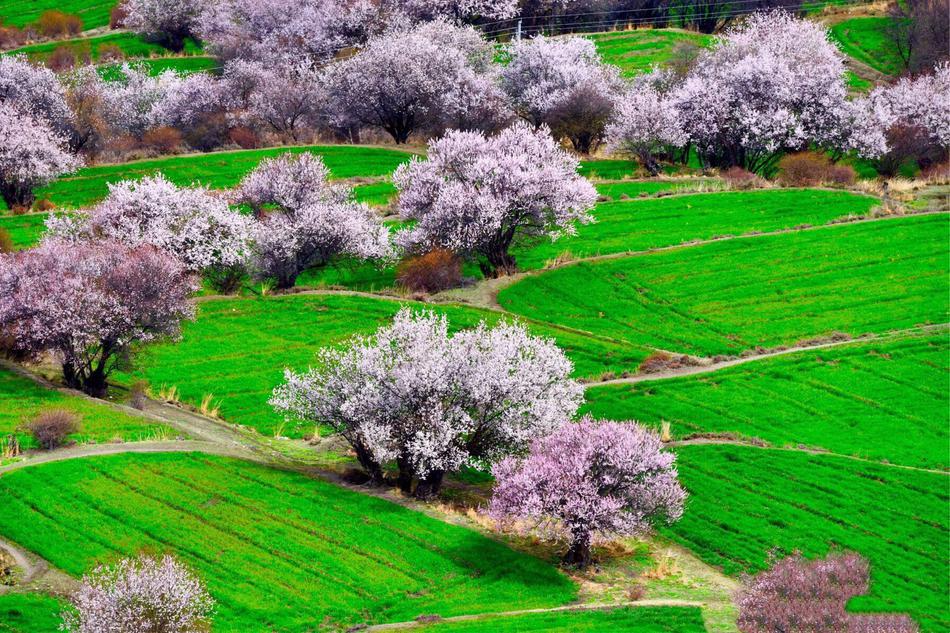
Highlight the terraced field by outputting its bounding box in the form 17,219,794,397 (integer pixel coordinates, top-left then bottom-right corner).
666,444,949,633
19,145,415,210
586,29,713,77
584,330,950,470
392,606,706,632
0,594,64,633
126,294,649,437
7,33,202,64
0,453,576,631
0,366,174,450
0,213,45,250
830,17,906,77
499,213,950,356
0,0,114,28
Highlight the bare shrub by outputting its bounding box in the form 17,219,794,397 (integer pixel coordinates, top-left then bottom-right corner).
46,46,77,72
721,167,766,190
827,164,856,186
183,113,230,152
129,380,149,410
26,409,79,449
228,126,259,149
109,2,129,29
36,11,83,38
920,161,950,183
33,198,56,212
777,152,837,187
639,351,700,374
396,249,462,294
98,44,125,62
0,228,13,254
141,126,183,154
0,26,27,49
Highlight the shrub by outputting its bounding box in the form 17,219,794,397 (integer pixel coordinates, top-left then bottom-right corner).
920,160,950,183
827,164,856,186
46,47,77,73
129,380,149,410
26,409,79,449
141,126,182,154
182,113,230,152
228,126,259,149
397,249,462,294
777,152,835,186
110,2,129,29
98,44,125,62
32,198,56,212
36,11,83,38
0,26,27,49
0,228,13,254
721,167,766,190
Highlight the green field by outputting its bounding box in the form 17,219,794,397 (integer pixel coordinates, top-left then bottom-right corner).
0,0,115,28
0,453,576,631
831,17,906,77
0,366,174,449
586,29,713,77
0,213,46,250
7,32,201,64
23,145,415,211
594,179,722,200
125,294,648,437
393,606,705,632
579,159,641,180
666,444,949,632
499,214,950,356
584,330,950,470
99,55,219,79
0,594,64,633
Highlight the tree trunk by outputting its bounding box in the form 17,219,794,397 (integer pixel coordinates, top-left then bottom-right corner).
61,361,81,391
479,250,517,279
638,150,661,176
396,456,414,494
82,366,108,398
0,181,33,210
562,528,593,569
353,443,384,486
413,470,444,500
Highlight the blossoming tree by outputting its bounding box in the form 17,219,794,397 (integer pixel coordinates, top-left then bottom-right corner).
606,87,687,175
271,309,583,499
395,122,597,277
490,417,686,568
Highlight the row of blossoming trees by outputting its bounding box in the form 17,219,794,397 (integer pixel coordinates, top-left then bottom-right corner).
2,8,948,211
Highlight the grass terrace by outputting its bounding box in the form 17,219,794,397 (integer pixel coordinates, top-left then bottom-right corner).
0,213,46,250
586,29,714,77
0,593,64,633
7,33,202,64
389,606,706,632
667,444,950,633
0,453,577,631
830,17,906,77
499,214,950,356
98,55,219,79
584,330,950,470
0,0,114,28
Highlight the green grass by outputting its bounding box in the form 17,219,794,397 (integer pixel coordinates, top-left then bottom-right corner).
499,214,950,357
579,159,641,180
666,444,949,632
24,145,415,211
594,179,722,200
0,594,64,633
391,606,706,632
831,17,907,77
98,55,219,79
584,330,950,470
0,213,47,249
7,32,201,63
0,365,175,450
0,0,115,28
125,294,648,437
511,189,879,272
0,452,576,631
586,29,713,77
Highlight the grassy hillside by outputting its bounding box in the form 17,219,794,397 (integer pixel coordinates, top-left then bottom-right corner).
0,453,576,631
7,33,202,63
393,606,706,632
667,444,949,632
0,213,46,250
499,214,950,356
587,29,713,77
831,17,906,77
0,0,114,28
22,145,414,211
125,294,649,437
0,594,64,633
584,330,950,470
0,366,175,449
98,55,219,79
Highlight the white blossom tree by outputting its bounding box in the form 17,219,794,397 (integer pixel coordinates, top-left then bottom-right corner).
224,60,325,142
386,0,519,22
490,417,686,568
97,64,184,138
0,55,72,135
606,87,687,175
149,72,233,132
62,554,214,633
237,153,392,288
46,174,254,293
0,103,80,208
500,36,623,153
271,309,583,498
395,123,597,277
123,0,205,51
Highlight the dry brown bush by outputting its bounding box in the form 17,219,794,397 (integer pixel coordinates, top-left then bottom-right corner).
25,409,80,449
35,11,83,38
228,126,259,149
142,126,183,154
721,167,766,190
0,228,13,254
397,249,462,294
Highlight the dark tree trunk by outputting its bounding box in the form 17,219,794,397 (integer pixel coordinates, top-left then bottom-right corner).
353,443,385,485
61,361,81,391
638,150,661,176
413,470,444,500
479,251,517,278
562,528,593,569
82,367,109,398
396,456,414,494
0,181,33,210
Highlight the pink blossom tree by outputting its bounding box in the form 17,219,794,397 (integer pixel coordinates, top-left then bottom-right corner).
237,153,392,289
737,552,918,633
670,11,850,174
62,554,214,633
97,64,184,138
0,103,80,208
149,72,233,133
224,60,325,142
0,240,196,396
0,55,72,134
500,36,623,153
46,174,254,293
271,309,583,498
386,0,519,23
324,21,500,143
395,123,597,277
606,87,687,175
490,417,686,569
123,0,205,51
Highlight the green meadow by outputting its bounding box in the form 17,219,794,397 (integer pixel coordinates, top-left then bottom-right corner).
0,366,175,449
0,0,114,28
0,453,576,631
586,29,713,77
98,55,219,79
8,33,202,63
0,213,46,250
394,606,706,632
584,330,950,470
0,593,64,633
831,17,907,77
667,444,949,633
499,214,950,356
